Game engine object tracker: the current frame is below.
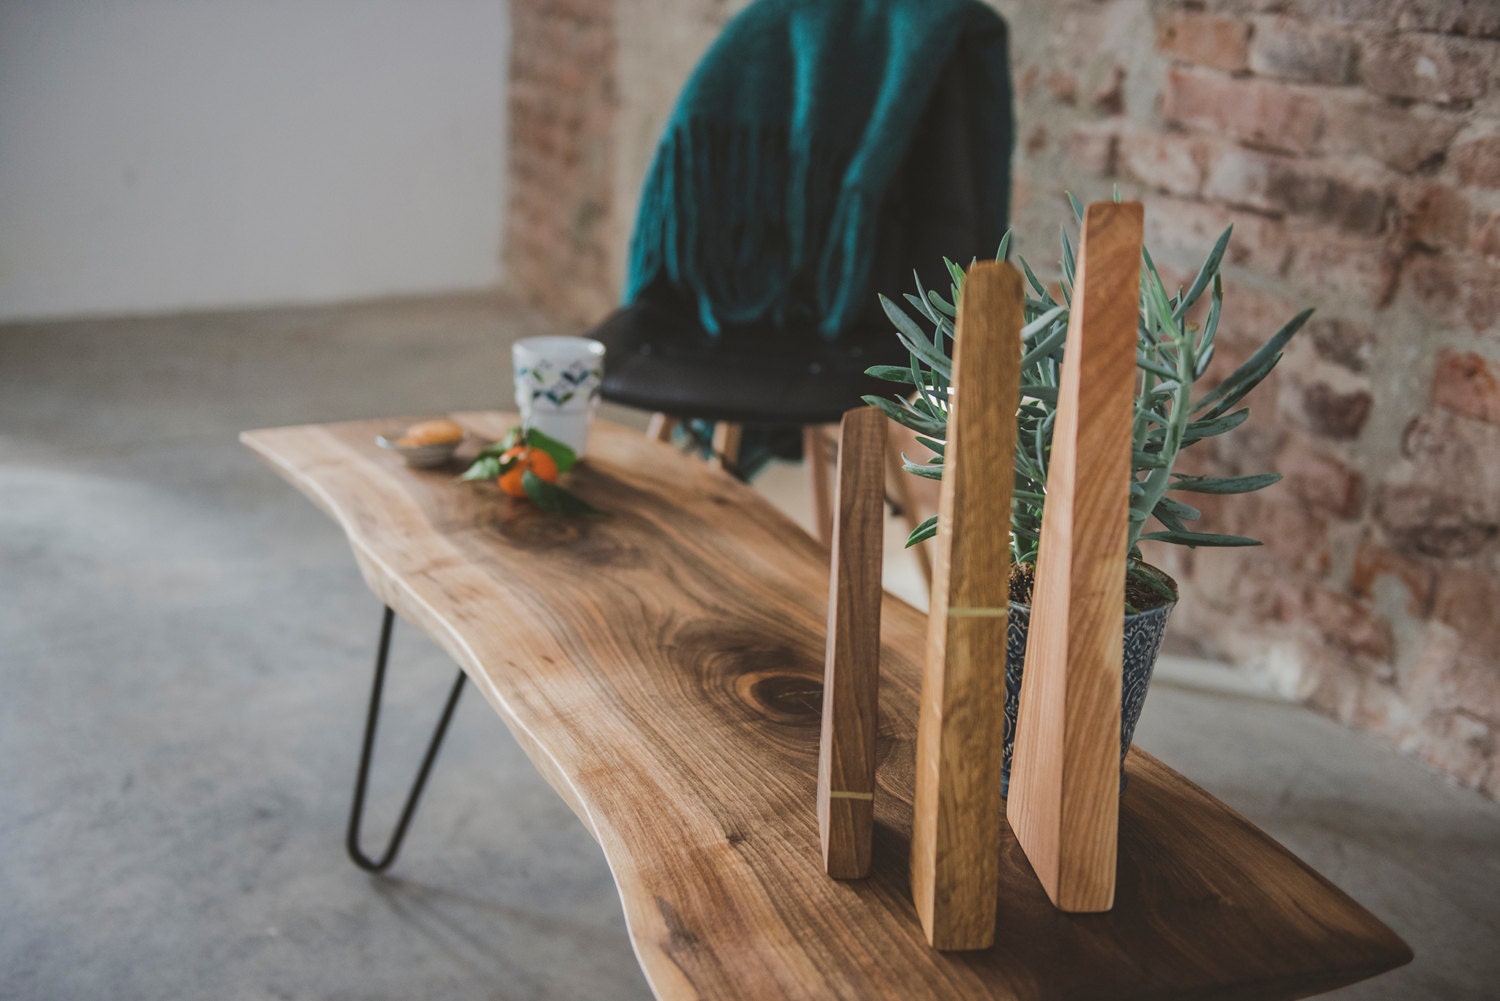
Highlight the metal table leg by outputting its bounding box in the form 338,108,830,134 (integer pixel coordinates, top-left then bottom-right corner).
345,605,466,873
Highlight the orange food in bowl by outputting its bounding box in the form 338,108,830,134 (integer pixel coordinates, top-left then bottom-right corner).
396,419,464,447
497,446,560,497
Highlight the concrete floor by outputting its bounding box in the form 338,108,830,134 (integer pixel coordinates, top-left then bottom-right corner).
2,290,1497,1000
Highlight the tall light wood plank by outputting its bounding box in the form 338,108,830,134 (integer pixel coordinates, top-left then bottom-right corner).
910,261,1024,950
1007,201,1143,913
817,407,887,879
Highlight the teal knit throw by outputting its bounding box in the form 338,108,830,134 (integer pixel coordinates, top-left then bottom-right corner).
624,0,1012,337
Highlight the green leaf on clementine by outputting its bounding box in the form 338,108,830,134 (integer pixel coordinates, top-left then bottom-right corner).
522,470,603,516
524,427,578,473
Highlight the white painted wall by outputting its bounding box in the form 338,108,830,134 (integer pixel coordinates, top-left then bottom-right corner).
0,0,508,321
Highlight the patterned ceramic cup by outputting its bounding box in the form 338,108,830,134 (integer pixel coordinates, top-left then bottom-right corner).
513,336,606,457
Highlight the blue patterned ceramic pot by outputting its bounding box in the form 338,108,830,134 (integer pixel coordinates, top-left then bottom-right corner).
999,597,1175,797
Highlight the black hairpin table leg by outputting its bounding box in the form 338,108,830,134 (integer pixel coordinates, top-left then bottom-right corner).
346,605,467,873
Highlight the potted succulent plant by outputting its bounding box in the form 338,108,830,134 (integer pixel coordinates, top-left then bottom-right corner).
865,195,1312,794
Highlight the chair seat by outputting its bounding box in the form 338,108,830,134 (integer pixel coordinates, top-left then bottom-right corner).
591,300,908,426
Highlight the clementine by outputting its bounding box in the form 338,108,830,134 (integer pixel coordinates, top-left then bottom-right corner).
497,445,559,497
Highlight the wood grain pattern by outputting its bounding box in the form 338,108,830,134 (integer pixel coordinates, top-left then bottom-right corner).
241,412,1411,1001
909,261,1025,950
817,407,887,879
1007,202,1143,913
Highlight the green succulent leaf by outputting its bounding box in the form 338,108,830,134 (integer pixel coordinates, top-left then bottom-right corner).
1182,408,1251,442
1140,247,1178,327
911,394,945,420
879,294,933,349
1195,276,1223,363
865,364,916,384
927,289,957,318
1141,406,1173,427
1197,355,1279,421
1022,322,1069,369
1021,305,1067,342
904,292,938,325
944,257,967,292
906,514,938,547
1138,530,1262,548
1170,473,1283,494
863,395,948,438
1194,341,1216,380
1175,226,1232,319
881,297,953,379
1157,496,1202,522
916,436,946,456
1061,225,1077,288
1194,308,1313,416
1019,257,1055,304
901,458,945,480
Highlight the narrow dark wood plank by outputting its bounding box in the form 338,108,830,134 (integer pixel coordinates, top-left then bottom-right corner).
818,407,887,879
1008,201,1142,913
241,413,1412,1001
910,261,1024,950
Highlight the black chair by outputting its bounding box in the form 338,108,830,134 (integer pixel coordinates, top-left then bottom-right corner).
588,54,1009,574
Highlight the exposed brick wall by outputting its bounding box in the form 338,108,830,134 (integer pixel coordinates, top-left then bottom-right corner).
507,0,1500,799
1001,0,1500,799
506,0,620,324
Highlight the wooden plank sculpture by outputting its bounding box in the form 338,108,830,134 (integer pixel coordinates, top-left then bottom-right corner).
817,407,887,879
1007,201,1143,913
909,261,1024,950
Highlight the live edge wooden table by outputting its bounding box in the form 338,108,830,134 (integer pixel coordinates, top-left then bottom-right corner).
242,412,1411,1001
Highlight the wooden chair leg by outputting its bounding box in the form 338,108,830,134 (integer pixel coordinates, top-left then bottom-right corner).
646,412,677,443
806,425,834,545
710,422,742,471
885,436,933,588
